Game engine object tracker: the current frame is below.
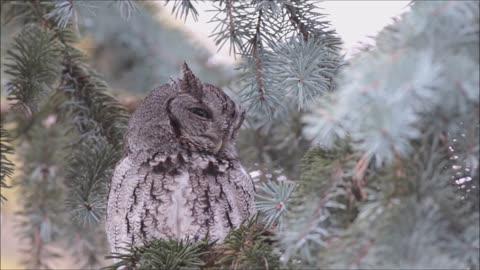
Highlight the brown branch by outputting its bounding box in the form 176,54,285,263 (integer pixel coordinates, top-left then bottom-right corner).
352,153,370,201
295,160,344,245
33,227,43,268
285,4,309,41
227,0,235,37
349,239,375,268
252,9,265,101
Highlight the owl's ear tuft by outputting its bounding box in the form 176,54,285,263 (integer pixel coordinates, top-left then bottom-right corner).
181,62,203,99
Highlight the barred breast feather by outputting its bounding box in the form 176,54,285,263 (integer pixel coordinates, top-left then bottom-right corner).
106,151,255,254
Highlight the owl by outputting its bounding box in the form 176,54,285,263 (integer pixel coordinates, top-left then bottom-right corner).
106,63,256,255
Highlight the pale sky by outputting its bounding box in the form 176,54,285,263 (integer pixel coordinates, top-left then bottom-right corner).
160,1,411,64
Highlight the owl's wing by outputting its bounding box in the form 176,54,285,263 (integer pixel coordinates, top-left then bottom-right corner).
227,160,257,219
106,155,142,254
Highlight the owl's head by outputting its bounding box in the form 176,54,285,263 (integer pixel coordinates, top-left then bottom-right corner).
126,63,245,160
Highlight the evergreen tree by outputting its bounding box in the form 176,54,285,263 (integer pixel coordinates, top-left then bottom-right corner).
0,0,478,269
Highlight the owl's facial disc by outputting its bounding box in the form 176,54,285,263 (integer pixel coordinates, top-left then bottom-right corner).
158,63,243,156
166,93,225,154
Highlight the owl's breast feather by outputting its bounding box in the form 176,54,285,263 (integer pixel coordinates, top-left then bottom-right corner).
166,170,196,239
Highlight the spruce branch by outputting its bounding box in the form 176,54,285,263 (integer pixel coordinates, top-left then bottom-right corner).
165,0,201,22
314,128,479,269
209,1,341,115
14,117,68,269
208,217,280,270
3,1,129,267
104,238,211,270
302,94,347,148
0,123,15,202
103,217,280,270
237,109,310,179
45,0,78,29
58,60,127,226
270,36,342,110
284,4,309,41
304,1,479,167
114,0,137,20
33,4,129,228
44,0,98,34
238,52,284,117
4,24,62,114
52,30,128,227
278,144,355,264
208,0,243,56
255,179,297,230
64,136,119,227
58,56,128,147
283,0,340,45
1,0,36,25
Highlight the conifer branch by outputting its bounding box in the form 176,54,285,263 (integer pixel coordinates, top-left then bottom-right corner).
3,1,129,267
0,123,14,202
256,179,297,230
285,4,309,41
104,239,211,270
303,1,479,167
4,24,62,114
208,217,280,269
114,0,137,20
208,0,341,115
15,119,67,269
165,0,201,22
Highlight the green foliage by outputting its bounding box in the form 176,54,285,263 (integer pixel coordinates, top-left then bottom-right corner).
255,179,297,230
1,1,37,26
208,217,280,270
105,239,211,270
293,1,480,268
104,217,281,270
4,24,62,113
55,29,128,227
0,123,14,202
210,0,342,115
165,0,201,22
58,49,129,147
316,134,479,269
14,116,68,269
269,37,341,110
276,144,356,264
64,136,119,227
237,109,310,178
304,0,479,167
2,1,129,268
299,142,353,195
46,0,78,29
206,0,344,180
46,0,137,30
115,0,137,20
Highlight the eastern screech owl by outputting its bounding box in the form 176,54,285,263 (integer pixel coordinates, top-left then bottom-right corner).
106,63,256,255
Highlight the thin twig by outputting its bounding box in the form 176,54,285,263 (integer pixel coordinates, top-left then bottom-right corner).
227,0,235,37
252,9,265,101
285,4,309,41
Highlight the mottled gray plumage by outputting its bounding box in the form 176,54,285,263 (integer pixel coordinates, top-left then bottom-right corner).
106,63,255,254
